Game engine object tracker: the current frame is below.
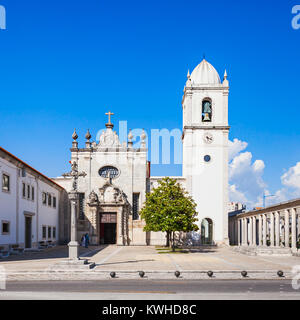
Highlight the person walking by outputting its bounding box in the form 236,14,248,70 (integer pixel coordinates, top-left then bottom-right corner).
85,233,89,248
81,234,85,247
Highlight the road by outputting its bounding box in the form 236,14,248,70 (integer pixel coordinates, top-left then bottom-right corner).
0,280,300,300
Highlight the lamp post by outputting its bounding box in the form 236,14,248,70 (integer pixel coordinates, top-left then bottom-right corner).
263,191,275,208
62,161,86,260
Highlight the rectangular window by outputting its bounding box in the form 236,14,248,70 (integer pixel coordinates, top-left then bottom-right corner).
42,192,47,205
42,226,46,239
27,185,30,199
1,221,10,235
48,226,51,239
48,194,52,206
133,193,140,220
2,174,10,192
22,183,26,198
79,193,85,220
53,196,57,208
31,186,35,201
53,227,56,239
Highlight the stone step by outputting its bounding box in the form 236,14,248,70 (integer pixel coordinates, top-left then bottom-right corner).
232,246,292,256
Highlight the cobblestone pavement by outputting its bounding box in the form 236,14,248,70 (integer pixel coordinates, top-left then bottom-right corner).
1,245,300,280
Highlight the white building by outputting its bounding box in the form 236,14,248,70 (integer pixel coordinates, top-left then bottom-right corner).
0,147,66,250
54,59,230,246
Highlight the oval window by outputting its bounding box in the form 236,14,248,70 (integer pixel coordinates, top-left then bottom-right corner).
98,166,119,179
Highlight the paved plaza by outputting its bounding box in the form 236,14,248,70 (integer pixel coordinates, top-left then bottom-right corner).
0,245,300,281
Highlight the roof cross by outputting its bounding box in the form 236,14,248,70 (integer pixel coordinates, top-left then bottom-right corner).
105,111,114,125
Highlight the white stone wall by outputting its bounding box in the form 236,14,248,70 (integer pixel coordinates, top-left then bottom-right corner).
0,155,61,249
0,157,18,246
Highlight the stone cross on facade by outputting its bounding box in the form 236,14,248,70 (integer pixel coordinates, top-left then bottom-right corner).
62,161,86,260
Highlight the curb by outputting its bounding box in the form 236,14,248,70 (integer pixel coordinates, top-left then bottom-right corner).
4,270,293,281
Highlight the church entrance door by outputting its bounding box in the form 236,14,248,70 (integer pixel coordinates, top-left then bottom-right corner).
100,212,117,245
103,223,116,244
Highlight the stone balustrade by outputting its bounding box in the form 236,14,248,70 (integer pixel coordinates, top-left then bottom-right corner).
229,198,300,254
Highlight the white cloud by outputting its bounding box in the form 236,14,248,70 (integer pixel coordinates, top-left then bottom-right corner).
228,138,248,161
281,162,300,190
228,140,266,209
228,139,300,210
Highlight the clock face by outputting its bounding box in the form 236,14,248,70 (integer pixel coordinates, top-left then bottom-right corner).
204,132,213,144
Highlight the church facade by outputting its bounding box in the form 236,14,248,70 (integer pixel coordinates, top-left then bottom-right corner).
54,59,230,246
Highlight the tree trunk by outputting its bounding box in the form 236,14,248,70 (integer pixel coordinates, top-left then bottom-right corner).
166,231,170,247
172,232,175,252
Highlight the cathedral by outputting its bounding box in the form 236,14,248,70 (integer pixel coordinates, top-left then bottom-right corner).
54,59,230,246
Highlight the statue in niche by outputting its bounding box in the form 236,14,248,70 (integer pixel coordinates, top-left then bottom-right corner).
202,100,212,122
88,190,99,205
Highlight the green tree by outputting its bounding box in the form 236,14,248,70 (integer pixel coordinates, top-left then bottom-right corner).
140,177,198,251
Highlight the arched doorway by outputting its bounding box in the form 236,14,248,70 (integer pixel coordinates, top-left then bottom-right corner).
201,218,213,245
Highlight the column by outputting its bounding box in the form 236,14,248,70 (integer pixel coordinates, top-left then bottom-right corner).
284,210,290,248
68,191,79,260
258,215,262,246
297,208,300,240
235,220,238,245
238,219,241,246
262,214,267,246
275,211,280,247
252,216,257,246
270,212,275,247
292,208,297,251
249,217,253,246
242,218,246,246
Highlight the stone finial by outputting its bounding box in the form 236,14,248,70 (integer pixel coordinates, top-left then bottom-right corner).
85,129,91,141
72,129,78,149
85,129,92,149
223,69,229,87
186,69,192,88
140,129,146,148
72,129,78,140
128,129,133,148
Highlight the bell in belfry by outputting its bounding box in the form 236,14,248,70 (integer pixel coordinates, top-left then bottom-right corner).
203,113,211,121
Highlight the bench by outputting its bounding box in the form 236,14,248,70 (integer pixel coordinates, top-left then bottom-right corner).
38,241,48,249
47,240,57,248
0,246,10,258
9,244,24,255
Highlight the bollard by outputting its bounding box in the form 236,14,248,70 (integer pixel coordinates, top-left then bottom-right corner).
241,271,248,278
207,271,214,278
277,270,284,278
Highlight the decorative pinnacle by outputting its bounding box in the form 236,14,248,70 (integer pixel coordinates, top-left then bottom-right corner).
128,129,133,142
140,129,146,141
224,69,228,80
72,129,78,141
85,129,91,140
187,69,190,79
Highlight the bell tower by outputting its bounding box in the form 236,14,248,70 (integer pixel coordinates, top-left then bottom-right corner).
182,59,230,245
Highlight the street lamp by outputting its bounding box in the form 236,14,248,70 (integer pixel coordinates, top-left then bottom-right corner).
263,191,276,208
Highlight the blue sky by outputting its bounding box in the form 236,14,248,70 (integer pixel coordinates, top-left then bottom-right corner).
0,0,300,207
